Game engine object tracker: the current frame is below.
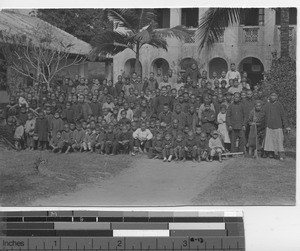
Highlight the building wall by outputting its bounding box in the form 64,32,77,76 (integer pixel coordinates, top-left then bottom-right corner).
113,8,296,83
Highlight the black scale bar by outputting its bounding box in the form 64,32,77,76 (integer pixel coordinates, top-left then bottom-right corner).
0,214,243,223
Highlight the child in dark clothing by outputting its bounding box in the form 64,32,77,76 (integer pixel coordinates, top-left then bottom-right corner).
226,92,246,153
118,110,131,129
61,123,73,153
50,111,64,138
197,132,209,162
173,134,185,161
35,111,49,150
94,125,105,154
103,125,116,155
149,133,164,159
18,105,28,125
72,122,85,152
49,131,63,153
62,102,75,123
184,131,198,162
201,104,216,136
162,133,173,162
114,125,133,155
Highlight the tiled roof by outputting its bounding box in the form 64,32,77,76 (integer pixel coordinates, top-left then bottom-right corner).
0,11,92,55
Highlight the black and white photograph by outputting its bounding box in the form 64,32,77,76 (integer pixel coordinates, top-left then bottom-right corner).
0,7,296,206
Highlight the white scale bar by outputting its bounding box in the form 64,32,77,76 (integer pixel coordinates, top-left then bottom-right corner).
169,223,225,230
113,230,169,237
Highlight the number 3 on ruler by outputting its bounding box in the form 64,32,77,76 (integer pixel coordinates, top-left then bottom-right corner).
183,240,187,247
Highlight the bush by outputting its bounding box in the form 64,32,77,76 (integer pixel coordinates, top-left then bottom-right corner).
262,55,296,126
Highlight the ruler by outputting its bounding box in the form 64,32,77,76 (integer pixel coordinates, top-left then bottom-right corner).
0,211,245,250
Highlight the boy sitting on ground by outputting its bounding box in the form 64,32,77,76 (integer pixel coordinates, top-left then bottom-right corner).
209,130,225,162
103,125,116,155
148,133,164,159
49,131,63,153
173,134,185,161
197,132,209,162
162,133,174,162
114,125,133,155
184,131,198,162
132,122,153,155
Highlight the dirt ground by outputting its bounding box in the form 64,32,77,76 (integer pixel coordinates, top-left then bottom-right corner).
33,157,224,206
0,149,296,206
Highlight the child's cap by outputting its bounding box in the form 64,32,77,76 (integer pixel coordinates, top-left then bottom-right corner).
220,104,227,109
200,132,207,140
165,132,171,138
211,130,219,136
160,122,167,127
255,100,263,105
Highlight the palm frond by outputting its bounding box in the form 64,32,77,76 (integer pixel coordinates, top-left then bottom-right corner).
136,9,157,31
196,8,243,52
157,25,195,43
89,29,131,60
147,36,168,51
107,9,139,33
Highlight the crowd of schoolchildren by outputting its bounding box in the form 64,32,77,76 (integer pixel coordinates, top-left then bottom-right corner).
0,62,290,162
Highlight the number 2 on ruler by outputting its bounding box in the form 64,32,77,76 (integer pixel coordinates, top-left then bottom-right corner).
117,240,122,247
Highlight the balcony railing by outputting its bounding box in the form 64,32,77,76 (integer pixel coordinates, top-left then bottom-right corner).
277,26,296,42
243,27,259,42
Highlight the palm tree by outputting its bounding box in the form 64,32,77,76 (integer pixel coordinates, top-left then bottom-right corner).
196,8,291,59
89,9,194,75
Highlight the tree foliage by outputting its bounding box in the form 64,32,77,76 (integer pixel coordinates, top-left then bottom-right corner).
262,54,296,126
0,24,86,90
35,9,111,43
89,9,194,73
196,8,290,56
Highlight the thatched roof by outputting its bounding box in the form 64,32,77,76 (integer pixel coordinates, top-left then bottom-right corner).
0,11,92,55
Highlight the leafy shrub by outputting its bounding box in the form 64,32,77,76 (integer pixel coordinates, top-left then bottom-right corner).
262,55,296,126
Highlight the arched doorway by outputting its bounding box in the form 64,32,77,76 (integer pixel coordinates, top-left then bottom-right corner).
124,58,142,77
179,58,198,71
151,58,170,76
239,57,264,87
209,57,228,78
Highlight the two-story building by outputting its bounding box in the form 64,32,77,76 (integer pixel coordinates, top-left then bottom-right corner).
113,8,297,86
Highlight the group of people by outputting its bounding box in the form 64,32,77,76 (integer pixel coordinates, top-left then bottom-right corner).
0,62,291,162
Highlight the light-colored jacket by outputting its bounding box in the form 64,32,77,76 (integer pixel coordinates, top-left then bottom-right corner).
132,128,153,141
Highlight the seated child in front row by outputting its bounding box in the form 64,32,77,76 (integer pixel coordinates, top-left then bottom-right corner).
173,134,185,161
94,125,105,154
61,123,73,153
14,119,24,150
24,112,36,150
132,122,153,155
82,127,94,152
197,132,209,162
163,133,173,162
72,122,85,152
149,133,164,159
103,125,116,155
184,131,198,162
114,125,133,155
49,131,63,153
209,130,225,162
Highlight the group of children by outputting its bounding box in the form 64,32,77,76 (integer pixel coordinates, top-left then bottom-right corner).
0,64,290,162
